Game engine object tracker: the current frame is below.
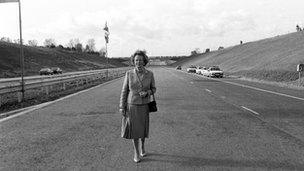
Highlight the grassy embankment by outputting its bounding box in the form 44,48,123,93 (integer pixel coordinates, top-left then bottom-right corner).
0,42,127,78
171,31,304,88
0,42,129,113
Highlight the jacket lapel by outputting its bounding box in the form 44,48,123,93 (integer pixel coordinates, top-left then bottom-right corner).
133,69,143,89
133,69,148,89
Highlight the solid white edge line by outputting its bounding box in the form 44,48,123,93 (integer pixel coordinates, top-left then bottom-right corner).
241,106,260,115
0,77,124,123
221,80,304,101
0,102,53,123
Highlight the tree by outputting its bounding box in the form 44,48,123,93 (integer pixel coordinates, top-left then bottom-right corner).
28,39,38,46
67,38,80,48
84,44,90,53
99,47,106,57
86,38,96,52
44,38,56,47
194,48,201,53
191,48,201,56
75,43,83,52
296,25,302,32
13,39,24,44
191,51,197,56
0,37,12,43
218,46,224,50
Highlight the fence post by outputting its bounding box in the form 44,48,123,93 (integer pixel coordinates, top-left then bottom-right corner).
62,82,66,90
300,71,302,86
45,86,49,95
17,92,22,102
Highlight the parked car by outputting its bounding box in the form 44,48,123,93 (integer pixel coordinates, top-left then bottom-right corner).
196,66,207,74
206,66,224,78
186,66,197,73
39,68,53,75
51,67,63,74
201,67,209,76
176,66,182,70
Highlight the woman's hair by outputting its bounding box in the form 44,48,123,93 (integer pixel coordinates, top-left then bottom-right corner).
130,50,149,66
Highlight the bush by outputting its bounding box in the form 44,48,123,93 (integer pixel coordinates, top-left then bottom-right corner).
58,45,64,49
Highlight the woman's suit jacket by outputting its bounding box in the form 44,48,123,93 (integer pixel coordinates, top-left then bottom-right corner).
119,68,156,109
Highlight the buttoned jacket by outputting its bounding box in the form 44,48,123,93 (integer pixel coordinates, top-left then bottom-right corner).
119,68,156,109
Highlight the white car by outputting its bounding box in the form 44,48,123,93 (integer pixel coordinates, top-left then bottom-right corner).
207,66,224,78
186,66,197,73
196,66,207,75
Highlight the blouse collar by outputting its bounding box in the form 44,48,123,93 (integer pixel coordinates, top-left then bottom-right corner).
134,67,147,74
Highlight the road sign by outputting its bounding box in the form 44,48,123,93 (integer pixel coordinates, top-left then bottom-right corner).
297,64,304,72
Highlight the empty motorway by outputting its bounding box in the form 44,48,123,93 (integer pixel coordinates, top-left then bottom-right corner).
1,67,304,170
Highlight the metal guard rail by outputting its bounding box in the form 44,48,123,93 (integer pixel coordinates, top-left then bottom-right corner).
0,67,131,107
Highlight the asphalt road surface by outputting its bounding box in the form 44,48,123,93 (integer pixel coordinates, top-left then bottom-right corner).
1,67,304,170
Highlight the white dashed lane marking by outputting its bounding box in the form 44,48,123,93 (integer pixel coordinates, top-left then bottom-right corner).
205,89,212,93
241,106,260,115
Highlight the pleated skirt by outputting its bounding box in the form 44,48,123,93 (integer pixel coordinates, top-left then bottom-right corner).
121,104,149,139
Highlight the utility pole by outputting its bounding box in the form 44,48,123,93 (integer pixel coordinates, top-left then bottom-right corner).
18,0,25,103
0,0,25,103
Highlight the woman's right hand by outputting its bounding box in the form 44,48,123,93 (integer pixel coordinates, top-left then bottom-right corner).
119,108,126,117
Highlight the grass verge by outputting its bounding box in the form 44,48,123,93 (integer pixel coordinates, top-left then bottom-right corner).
229,70,304,90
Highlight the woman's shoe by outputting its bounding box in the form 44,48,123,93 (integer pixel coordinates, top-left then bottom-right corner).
133,157,141,163
140,152,147,157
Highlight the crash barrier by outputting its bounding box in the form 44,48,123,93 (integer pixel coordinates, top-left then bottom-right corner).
0,67,130,107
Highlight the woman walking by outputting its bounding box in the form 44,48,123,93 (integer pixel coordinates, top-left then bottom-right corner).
119,50,156,163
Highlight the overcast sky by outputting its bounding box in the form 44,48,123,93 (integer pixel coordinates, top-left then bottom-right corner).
1,0,304,57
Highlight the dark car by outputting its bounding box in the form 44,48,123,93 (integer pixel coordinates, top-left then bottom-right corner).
39,68,53,75
176,66,182,70
51,67,62,74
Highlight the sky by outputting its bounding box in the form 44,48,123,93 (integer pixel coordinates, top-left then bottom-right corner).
1,0,304,57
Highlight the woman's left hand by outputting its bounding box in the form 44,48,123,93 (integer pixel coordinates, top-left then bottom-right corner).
139,91,148,97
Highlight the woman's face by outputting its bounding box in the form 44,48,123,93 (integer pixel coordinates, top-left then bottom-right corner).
134,55,145,68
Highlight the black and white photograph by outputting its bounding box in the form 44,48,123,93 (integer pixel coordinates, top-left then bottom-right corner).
1,0,304,170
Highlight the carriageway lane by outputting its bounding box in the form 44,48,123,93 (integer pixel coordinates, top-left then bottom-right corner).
169,68,304,142
1,67,304,170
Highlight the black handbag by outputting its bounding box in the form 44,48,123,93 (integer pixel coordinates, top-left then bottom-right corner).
148,93,157,112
